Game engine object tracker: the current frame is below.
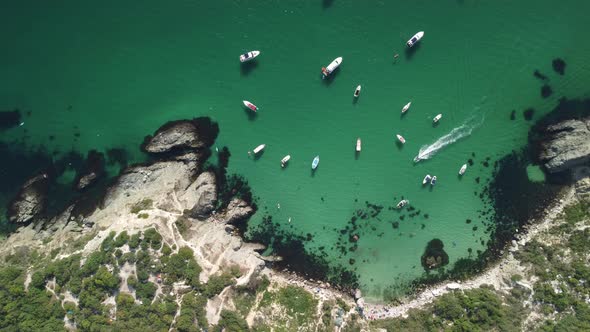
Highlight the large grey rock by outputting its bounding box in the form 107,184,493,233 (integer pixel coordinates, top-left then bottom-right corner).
7,173,50,223
74,150,105,191
190,172,217,219
574,167,590,202
222,198,254,224
142,120,205,154
539,119,590,173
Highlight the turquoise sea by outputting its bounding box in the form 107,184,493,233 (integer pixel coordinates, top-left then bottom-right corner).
1,0,590,301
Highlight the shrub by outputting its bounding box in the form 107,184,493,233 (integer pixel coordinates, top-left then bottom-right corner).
114,231,129,247
128,233,141,249
130,199,153,214
204,272,235,298
215,310,249,332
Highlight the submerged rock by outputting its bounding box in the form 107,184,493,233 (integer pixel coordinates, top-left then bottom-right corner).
0,109,21,130
420,239,449,270
7,172,50,223
74,150,105,191
539,118,590,173
552,58,566,75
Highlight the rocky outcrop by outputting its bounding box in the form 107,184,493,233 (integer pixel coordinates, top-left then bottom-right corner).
539,118,590,173
573,167,590,202
141,117,219,154
190,172,217,219
222,198,254,224
7,173,50,223
74,150,105,191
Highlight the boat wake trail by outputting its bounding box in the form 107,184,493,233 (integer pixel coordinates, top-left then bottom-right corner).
413,114,485,163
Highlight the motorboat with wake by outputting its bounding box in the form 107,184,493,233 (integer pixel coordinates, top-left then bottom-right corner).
240,50,260,62
243,100,258,112
401,102,411,114
281,155,291,168
321,57,342,79
433,114,442,123
356,138,361,152
253,144,265,154
422,174,432,185
397,199,408,209
459,164,467,175
354,85,361,97
407,31,424,48
430,176,437,185
396,134,406,144
312,156,320,170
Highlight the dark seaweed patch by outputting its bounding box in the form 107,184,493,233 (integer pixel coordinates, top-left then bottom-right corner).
552,58,566,75
0,110,21,130
510,110,516,121
541,85,553,98
533,70,548,81
523,108,535,121
421,239,449,270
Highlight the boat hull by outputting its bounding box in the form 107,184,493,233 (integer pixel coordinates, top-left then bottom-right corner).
396,134,406,144
253,144,265,154
354,85,361,97
356,139,361,152
240,50,260,62
459,164,467,175
312,156,320,170
243,100,257,112
407,31,424,48
401,102,411,113
433,114,442,123
322,57,342,78
281,155,291,167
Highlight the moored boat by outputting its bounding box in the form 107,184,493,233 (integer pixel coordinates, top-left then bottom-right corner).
459,164,467,175
281,155,291,167
407,31,424,48
354,85,361,97
401,102,411,114
253,144,265,154
430,175,437,185
433,114,442,123
243,100,258,112
396,134,406,144
321,57,342,79
356,138,361,152
422,174,432,185
239,50,260,62
312,156,320,170
397,199,408,209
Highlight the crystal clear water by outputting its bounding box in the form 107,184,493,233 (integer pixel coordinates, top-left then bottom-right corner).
1,0,590,301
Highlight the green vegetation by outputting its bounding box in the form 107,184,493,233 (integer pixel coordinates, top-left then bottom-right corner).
138,213,149,219
215,310,249,332
130,198,153,214
204,271,236,298
175,215,192,237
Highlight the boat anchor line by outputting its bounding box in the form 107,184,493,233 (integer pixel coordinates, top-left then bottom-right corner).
413,114,485,163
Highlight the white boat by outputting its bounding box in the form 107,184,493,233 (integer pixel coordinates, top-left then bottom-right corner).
459,164,467,175
407,31,424,48
356,138,361,152
396,134,406,144
281,155,291,167
253,144,265,154
243,100,258,112
312,156,320,170
354,85,361,97
430,176,437,185
240,50,260,62
401,102,411,114
396,199,408,209
321,57,342,79
422,174,432,185
433,114,442,123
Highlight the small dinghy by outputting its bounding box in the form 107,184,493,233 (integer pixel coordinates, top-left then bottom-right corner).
407,31,424,48
356,138,361,152
397,199,408,209
240,50,260,62
253,144,265,154
396,134,406,144
459,164,467,175
433,114,442,123
312,156,320,170
243,100,258,112
354,85,361,97
401,102,411,114
422,174,432,185
281,155,291,168
430,176,437,185
321,57,342,79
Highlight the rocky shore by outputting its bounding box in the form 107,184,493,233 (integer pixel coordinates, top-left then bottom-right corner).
3,113,590,329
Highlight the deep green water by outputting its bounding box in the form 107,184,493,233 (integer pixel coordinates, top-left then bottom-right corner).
1,0,590,301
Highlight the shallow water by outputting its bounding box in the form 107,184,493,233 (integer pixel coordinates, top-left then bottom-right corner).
1,0,590,300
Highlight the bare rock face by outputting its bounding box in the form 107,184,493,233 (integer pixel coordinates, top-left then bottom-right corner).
222,198,254,224
141,117,219,154
574,167,590,202
190,172,217,219
539,118,590,173
7,173,50,223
